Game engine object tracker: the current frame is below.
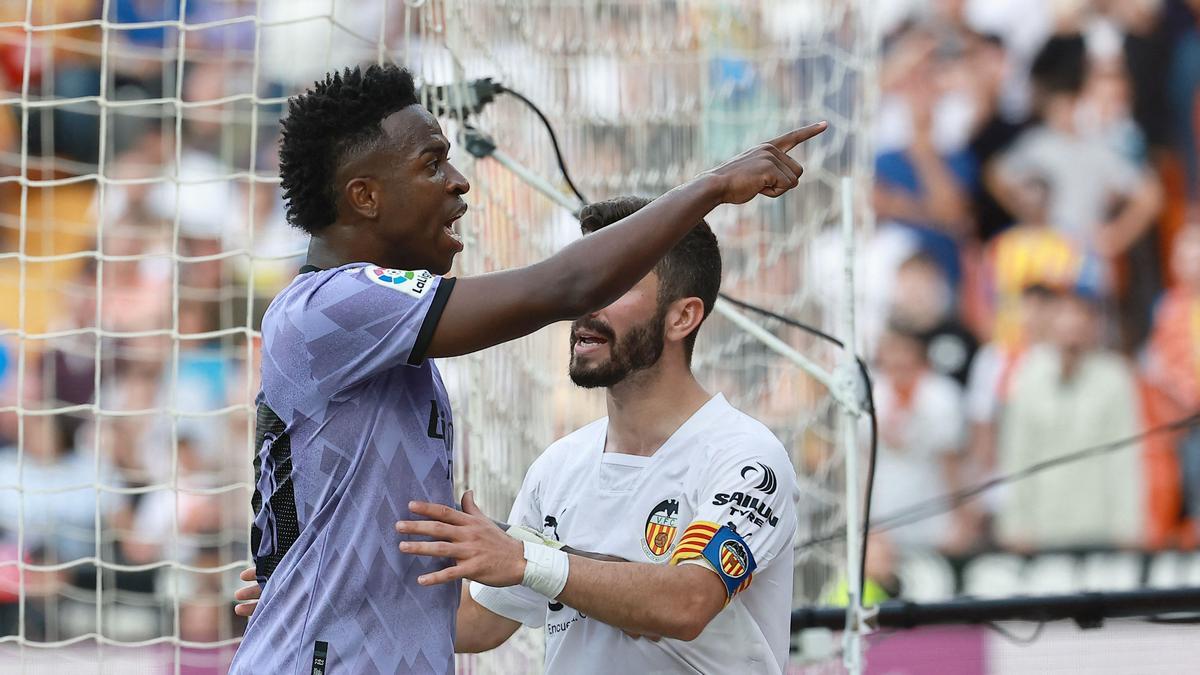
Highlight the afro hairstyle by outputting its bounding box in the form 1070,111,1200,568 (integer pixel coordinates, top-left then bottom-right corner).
278,64,420,233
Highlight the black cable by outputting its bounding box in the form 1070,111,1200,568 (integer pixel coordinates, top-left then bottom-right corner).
1139,614,1200,625
798,410,1200,549
719,292,879,606
985,620,1046,644
718,293,843,345
496,84,590,205
872,410,1200,535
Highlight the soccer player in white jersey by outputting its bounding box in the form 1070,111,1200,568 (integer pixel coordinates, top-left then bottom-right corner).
406,195,800,673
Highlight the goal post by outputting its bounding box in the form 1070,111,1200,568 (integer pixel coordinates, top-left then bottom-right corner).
0,1,877,672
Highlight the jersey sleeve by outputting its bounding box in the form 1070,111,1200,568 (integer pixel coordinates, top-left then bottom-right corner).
670,438,798,600
294,266,455,397
468,459,550,628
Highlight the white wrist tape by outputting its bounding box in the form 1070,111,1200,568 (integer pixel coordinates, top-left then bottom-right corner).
506,524,565,550
520,541,569,600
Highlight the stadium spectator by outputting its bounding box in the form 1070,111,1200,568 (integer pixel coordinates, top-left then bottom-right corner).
122,435,223,565
1168,0,1200,198
0,413,116,565
988,34,1161,264
963,32,1029,241
964,282,1057,533
822,533,901,607
875,26,977,290
976,174,1096,347
890,252,978,385
1143,222,1200,526
996,287,1144,549
868,320,970,553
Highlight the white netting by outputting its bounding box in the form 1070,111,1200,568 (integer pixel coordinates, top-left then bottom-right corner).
0,1,875,672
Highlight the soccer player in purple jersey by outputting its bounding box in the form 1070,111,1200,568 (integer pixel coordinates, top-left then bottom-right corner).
229,63,824,674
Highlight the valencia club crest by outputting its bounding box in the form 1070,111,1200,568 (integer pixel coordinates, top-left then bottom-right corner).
642,498,680,561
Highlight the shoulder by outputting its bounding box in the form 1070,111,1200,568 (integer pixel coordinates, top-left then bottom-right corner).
1002,127,1056,162
969,343,1004,376
261,264,365,320
264,264,444,331
271,264,442,310
919,371,963,406
1013,343,1057,379
1083,351,1135,384
1012,125,1053,148
697,399,788,468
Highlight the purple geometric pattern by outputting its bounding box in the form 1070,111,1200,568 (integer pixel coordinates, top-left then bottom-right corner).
230,263,457,675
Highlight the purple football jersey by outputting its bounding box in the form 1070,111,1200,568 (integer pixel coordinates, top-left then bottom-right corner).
230,263,458,675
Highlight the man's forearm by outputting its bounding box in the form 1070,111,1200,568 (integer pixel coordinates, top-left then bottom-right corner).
554,556,724,641
545,176,724,316
455,584,521,653
910,141,970,235
984,163,1023,220
1104,175,1162,256
541,120,825,317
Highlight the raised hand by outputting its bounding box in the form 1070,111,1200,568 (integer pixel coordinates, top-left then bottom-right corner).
704,121,827,204
395,490,526,587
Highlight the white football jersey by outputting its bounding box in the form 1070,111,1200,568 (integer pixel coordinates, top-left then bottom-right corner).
471,394,799,674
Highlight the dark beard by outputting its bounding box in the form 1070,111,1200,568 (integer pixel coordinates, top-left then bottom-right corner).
569,309,666,388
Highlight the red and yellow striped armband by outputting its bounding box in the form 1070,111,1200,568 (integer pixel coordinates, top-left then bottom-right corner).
669,521,756,599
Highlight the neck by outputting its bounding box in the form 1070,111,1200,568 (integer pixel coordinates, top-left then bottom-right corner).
1058,346,1084,383
603,355,712,457
305,222,390,269
1044,98,1077,134
306,235,351,270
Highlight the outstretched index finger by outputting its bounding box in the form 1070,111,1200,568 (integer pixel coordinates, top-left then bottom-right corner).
768,121,828,153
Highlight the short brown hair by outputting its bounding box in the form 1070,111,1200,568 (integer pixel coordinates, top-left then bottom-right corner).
578,196,721,362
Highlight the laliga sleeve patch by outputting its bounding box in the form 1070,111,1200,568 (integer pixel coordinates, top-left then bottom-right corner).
699,525,756,598
365,266,435,299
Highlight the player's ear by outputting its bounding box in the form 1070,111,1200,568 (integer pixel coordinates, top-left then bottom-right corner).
665,296,705,345
345,176,381,220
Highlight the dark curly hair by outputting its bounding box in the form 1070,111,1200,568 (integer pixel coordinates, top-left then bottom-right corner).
579,196,722,362
278,64,419,233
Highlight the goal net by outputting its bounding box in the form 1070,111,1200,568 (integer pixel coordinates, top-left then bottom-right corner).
0,0,875,672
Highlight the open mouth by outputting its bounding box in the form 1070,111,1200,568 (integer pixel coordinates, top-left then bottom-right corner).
573,327,609,345
572,327,610,354
444,206,467,247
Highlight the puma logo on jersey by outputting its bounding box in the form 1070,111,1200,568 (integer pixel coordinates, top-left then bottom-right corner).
712,491,779,527
544,515,561,541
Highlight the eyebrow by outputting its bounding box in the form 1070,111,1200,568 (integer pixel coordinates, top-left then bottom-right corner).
417,138,450,157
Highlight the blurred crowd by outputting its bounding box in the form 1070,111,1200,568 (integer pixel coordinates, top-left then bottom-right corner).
857,0,1200,602
0,0,1199,650
0,0,311,646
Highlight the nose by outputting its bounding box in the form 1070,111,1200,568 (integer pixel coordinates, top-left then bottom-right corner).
445,161,470,195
